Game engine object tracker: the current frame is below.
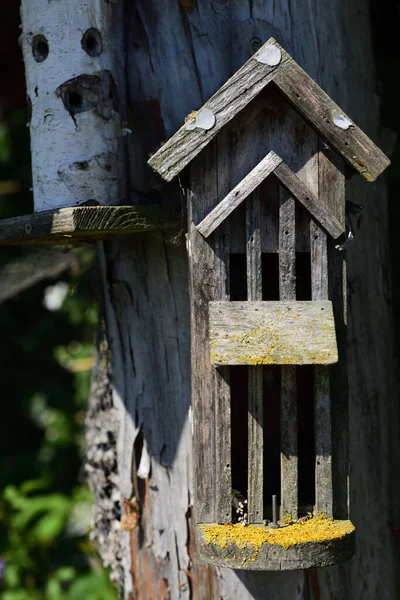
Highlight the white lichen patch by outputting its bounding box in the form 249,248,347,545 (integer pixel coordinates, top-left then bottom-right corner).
185,107,216,131
332,111,352,130
255,45,282,66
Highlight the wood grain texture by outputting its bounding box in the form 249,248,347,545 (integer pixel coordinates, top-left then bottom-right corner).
273,54,390,182
318,143,348,521
209,301,338,366
0,205,181,245
197,151,282,238
246,191,264,524
310,152,333,518
274,162,345,239
279,188,298,521
148,38,289,181
197,521,355,570
189,145,231,524
149,34,389,185
98,3,399,598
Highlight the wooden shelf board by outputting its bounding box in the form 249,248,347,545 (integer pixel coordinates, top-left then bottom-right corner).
197,521,355,571
209,300,338,366
0,205,181,246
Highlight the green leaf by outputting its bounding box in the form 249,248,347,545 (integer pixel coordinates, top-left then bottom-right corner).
45,578,63,600
66,571,117,600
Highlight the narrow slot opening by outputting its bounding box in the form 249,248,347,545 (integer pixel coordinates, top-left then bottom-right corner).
297,365,315,510
263,365,281,520
296,252,312,300
262,254,279,300
231,365,248,521
229,254,247,301
229,254,248,522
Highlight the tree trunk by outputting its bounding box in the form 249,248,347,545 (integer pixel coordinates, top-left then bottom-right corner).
20,0,127,211
89,1,400,598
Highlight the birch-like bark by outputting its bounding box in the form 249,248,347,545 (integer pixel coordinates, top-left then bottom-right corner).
20,0,126,212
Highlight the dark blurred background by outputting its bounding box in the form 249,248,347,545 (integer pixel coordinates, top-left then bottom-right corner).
0,1,398,599
0,3,117,599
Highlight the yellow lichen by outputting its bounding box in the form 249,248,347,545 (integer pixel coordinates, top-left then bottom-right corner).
200,517,354,552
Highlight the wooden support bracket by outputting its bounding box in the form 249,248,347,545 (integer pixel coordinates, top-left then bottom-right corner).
0,205,181,246
196,152,345,240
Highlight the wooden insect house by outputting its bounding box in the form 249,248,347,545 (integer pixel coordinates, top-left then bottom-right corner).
149,38,389,570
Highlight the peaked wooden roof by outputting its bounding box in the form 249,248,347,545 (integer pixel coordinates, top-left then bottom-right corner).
148,38,390,183
196,151,345,240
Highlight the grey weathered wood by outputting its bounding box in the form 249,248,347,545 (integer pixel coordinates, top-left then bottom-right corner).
0,205,181,246
94,3,398,597
197,521,355,570
197,151,282,238
149,35,390,185
148,38,289,181
318,143,348,520
274,162,345,239
273,51,390,182
310,161,333,518
246,191,264,524
209,301,338,366
279,187,298,521
314,365,333,517
189,145,231,524
279,190,296,299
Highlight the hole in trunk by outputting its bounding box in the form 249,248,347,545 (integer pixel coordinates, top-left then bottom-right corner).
68,92,83,109
81,28,103,57
32,35,49,63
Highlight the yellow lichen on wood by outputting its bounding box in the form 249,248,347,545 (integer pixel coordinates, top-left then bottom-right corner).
200,517,354,552
209,301,339,366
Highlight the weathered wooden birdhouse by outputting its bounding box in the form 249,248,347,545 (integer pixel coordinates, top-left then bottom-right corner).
149,38,390,570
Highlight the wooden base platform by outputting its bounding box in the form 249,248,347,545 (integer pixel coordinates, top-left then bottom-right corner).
197,520,355,570
0,205,181,246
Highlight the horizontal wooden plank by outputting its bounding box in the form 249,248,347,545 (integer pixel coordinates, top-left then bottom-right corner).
197,151,282,237
209,301,338,366
0,205,181,246
148,39,290,181
273,162,345,239
273,55,390,182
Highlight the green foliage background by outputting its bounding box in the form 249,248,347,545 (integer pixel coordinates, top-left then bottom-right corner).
0,115,116,598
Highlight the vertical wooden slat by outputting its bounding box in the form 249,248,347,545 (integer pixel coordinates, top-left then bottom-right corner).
319,142,348,519
188,142,231,524
246,189,263,523
214,224,232,524
312,140,333,518
279,188,298,521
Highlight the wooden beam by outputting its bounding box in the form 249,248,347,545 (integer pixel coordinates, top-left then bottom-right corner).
197,151,282,238
149,37,389,185
0,205,181,246
246,190,264,524
273,55,390,182
279,188,298,522
319,143,349,519
273,162,345,239
148,39,290,181
189,145,231,524
209,301,338,366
